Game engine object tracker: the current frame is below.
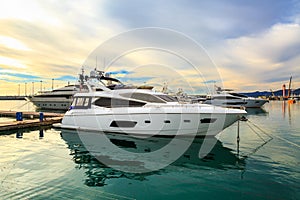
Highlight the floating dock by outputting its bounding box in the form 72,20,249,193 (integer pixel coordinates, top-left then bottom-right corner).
0,110,63,118
0,111,64,132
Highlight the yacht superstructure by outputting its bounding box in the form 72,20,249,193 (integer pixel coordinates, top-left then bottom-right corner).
26,69,136,110
25,85,79,110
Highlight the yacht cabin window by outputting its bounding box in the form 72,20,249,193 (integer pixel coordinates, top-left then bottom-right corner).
120,93,164,103
212,96,241,100
94,97,146,108
120,93,177,103
71,97,91,109
228,93,248,98
156,95,178,102
76,97,85,106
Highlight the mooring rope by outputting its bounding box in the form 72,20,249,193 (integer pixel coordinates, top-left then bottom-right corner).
8,100,31,111
271,134,300,149
245,122,268,143
236,119,273,159
247,119,300,149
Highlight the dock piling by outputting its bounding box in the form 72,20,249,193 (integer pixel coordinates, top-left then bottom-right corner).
16,112,23,121
39,112,44,122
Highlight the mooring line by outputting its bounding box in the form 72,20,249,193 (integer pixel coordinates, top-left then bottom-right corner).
271,134,300,149
8,100,30,111
247,120,300,149
247,120,273,139
245,122,268,143
236,119,273,159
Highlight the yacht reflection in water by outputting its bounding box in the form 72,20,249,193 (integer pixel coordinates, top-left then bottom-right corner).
245,107,267,116
60,130,246,187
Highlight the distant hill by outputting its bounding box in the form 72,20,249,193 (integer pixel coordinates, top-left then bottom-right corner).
241,88,300,97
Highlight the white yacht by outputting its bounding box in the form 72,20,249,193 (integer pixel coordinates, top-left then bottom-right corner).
26,69,135,110
25,84,81,110
58,76,247,137
204,87,268,108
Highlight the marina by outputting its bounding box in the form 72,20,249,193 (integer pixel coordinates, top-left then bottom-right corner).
1,1,300,199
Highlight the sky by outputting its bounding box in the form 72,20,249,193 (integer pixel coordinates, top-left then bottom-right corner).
0,0,300,95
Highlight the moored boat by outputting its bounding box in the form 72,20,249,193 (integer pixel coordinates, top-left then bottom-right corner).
57,78,247,137
204,86,268,108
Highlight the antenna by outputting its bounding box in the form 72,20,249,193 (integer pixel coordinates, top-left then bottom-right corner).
79,66,85,85
96,56,98,70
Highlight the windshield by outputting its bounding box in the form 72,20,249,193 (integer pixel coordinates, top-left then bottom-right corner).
229,93,248,98
120,93,166,103
156,95,178,102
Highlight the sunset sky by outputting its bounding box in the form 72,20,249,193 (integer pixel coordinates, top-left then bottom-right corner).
0,0,300,95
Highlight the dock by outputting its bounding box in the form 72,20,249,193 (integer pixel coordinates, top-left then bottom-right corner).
0,96,26,100
0,111,64,132
0,110,63,118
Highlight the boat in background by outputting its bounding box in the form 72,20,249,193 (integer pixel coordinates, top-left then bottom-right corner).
26,68,147,111
25,84,80,111
204,86,268,108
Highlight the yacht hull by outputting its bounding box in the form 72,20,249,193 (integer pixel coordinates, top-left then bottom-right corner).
26,97,73,110
204,98,268,108
60,106,245,137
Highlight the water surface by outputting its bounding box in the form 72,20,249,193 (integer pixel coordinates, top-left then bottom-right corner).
0,101,299,199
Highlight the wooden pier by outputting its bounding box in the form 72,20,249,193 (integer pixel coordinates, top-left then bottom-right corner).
0,111,64,132
0,96,26,100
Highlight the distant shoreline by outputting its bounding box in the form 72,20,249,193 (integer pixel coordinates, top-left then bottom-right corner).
241,87,300,98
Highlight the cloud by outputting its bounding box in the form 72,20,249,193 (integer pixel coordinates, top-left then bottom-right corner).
118,76,153,84
56,75,78,81
0,35,31,51
106,69,132,75
1,0,300,94
0,56,28,69
0,69,41,83
202,80,218,84
0,0,125,81
210,22,300,91
264,76,292,83
103,0,298,41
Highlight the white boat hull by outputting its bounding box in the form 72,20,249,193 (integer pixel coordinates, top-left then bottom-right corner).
60,105,245,137
204,98,268,108
26,97,73,110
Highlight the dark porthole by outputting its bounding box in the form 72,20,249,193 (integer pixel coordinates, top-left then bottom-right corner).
184,120,191,123
200,118,217,123
164,120,171,123
110,121,137,128
145,120,151,123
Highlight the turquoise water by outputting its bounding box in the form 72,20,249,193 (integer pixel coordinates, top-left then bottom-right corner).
0,101,299,199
